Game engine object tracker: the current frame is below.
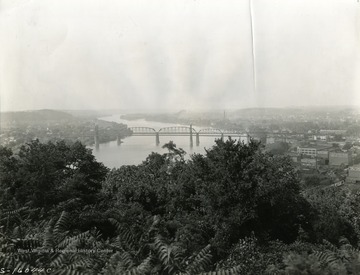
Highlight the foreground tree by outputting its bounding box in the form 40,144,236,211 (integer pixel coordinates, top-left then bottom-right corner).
171,138,313,257
3,138,360,273
0,140,108,210
104,138,314,261
303,188,359,245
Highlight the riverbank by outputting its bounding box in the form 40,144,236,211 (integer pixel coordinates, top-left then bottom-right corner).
89,114,222,167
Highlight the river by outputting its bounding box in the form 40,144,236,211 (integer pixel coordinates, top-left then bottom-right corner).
89,114,245,168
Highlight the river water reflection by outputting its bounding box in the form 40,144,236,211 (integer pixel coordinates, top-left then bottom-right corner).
89,114,246,168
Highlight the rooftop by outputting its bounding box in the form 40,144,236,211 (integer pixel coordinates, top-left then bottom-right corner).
298,145,333,150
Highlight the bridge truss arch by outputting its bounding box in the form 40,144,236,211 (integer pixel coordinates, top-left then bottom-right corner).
129,127,157,135
198,128,223,135
158,126,198,134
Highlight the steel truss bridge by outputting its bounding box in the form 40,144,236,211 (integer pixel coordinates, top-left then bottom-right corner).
129,126,270,146
59,125,304,149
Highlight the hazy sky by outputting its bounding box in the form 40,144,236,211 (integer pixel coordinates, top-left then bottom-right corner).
1,0,359,112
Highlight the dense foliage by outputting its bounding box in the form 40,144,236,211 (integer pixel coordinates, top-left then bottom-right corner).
1,138,360,274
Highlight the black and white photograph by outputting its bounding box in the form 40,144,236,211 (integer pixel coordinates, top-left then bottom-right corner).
1,0,360,274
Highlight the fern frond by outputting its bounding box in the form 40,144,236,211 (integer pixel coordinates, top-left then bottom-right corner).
339,237,351,247
52,269,88,275
124,254,153,275
185,244,212,274
57,231,91,250
91,228,103,241
108,218,122,233
102,252,124,274
102,251,137,274
311,251,338,267
153,236,182,274
0,255,16,269
197,265,242,275
154,236,171,267
65,258,93,269
120,251,136,270
322,239,338,253
14,238,41,250
50,253,67,267
136,254,153,272
43,223,54,249
12,226,22,238
54,212,71,236
16,252,32,263
0,256,32,272
108,218,136,251
2,207,29,216
12,261,33,273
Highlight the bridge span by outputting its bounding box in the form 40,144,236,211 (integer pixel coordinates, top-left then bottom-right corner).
90,124,297,149
129,125,251,146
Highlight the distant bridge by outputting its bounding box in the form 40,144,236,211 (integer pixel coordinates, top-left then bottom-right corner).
129,125,255,146
84,125,306,149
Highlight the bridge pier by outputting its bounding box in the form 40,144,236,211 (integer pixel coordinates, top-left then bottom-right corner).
94,125,99,150
190,125,193,148
196,133,200,146
156,132,160,146
221,133,224,141
117,134,122,146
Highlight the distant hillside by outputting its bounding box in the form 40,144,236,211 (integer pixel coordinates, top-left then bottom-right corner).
1,109,74,127
62,109,119,118
228,106,360,119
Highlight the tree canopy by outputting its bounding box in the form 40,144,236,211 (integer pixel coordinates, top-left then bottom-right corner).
103,138,314,258
0,139,108,210
1,138,360,274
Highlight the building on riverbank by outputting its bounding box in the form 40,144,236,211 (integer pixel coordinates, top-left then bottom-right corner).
329,152,352,166
346,164,360,184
